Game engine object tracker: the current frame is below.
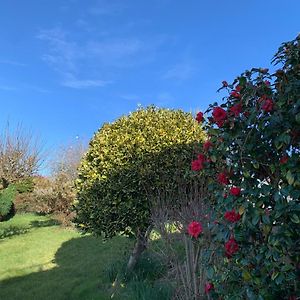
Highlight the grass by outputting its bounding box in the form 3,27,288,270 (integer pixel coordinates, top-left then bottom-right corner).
0,214,173,300
0,213,133,300
106,250,173,300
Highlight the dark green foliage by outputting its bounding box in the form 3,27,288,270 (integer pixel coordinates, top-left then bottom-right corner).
0,185,16,221
75,106,205,238
200,35,300,298
123,279,172,300
104,251,173,300
0,178,34,221
0,225,29,239
14,178,35,194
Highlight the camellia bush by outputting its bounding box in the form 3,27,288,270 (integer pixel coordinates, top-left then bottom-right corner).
74,106,205,271
189,35,300,299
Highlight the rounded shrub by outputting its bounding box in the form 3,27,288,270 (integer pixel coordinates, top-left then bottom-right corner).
0,185,16,221
74,106,205,238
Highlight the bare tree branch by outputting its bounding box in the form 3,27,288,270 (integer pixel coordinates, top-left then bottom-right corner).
0,123,44,188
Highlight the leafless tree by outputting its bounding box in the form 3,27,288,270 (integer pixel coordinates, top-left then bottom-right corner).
50,140,86,182
0,123,44,188
44,140,86,222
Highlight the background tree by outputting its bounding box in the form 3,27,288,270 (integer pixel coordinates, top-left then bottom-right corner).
13,140,86,224
0,123,43,189
51,140,86,183
50,141,86,219
74,106,206,272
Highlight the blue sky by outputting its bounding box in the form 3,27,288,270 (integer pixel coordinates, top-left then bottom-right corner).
1,0,299,164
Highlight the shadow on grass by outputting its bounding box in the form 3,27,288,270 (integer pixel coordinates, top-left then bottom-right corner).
0,218,61,240
0,226,29,240
30,219,61,228
0,235,132,300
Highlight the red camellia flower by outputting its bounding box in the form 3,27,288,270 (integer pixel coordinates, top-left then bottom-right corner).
225,238,239,258
264,80,271,86
224,210,241,223
280,155,288,164
235,85,242,92
191,159,203,171
212,106,227,127
197,153,206,164
196,111,204,123
230,91,241,98
217,172,229,185
191,154,207,171
230,186,241,196
222,80,228,87
203,140,213,152
230,102,242,117
187,221,203,238
261,98,274,112
204,282,214,293
258,95,267,103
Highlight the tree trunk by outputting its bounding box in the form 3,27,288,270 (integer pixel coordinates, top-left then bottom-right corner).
110,225,153,298
126,225,153,274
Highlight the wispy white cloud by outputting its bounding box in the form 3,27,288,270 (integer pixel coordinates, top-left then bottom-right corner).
37,28,111,89
37,28,79,73
162,62,195,81
37,26,167,88
0,59,27,67
62,76,112,89
86,38,150,67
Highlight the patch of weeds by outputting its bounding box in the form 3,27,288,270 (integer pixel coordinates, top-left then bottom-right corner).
104,259,126,284
30,219,60,228
106,250,173,300
125,279,173,300
128,251,167,282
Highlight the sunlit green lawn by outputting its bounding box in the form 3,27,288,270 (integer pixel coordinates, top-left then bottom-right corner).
0,214,132,300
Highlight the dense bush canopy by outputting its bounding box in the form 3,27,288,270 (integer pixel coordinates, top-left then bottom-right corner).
74,106,205,238
0,185,16,221
192,35,300,299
